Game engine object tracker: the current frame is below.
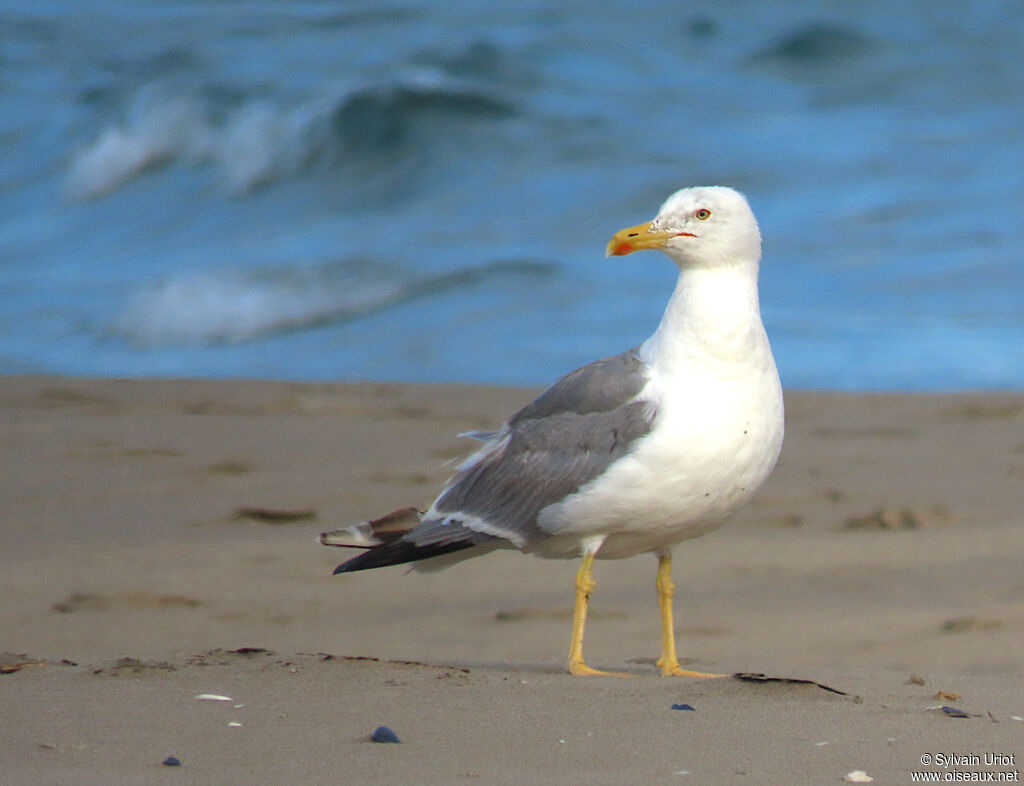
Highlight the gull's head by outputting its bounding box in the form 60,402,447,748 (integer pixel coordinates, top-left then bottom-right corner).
607,186,761,269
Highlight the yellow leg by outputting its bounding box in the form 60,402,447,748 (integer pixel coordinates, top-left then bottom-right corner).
567,551,630,676
656,552,726,678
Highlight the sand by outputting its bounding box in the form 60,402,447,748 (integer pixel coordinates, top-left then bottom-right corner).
1,375,1022,784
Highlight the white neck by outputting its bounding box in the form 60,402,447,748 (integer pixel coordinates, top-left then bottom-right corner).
639,261,770,376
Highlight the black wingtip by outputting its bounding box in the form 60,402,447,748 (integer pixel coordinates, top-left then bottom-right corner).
331,539,475,574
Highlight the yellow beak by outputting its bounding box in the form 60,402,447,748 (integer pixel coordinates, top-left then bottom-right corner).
606,221,686,257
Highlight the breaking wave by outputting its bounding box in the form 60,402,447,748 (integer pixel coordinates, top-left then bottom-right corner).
67,72,516,199
111,258,551,347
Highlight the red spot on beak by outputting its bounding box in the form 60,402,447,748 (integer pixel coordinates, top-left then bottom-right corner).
675,232,697,238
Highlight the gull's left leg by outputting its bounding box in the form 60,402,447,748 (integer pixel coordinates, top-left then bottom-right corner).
656,550,726,678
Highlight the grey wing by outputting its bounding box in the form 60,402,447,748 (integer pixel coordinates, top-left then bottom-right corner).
411,348,655,550
510,347,650,422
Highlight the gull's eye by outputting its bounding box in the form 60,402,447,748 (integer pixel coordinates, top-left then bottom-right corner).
695,208,711,220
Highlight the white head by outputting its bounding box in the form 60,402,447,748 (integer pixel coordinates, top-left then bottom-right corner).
607,186,761,269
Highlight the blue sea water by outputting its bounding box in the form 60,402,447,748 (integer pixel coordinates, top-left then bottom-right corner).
0,0,1021,390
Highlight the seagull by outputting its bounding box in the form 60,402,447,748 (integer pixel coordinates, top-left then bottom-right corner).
322,186,784,676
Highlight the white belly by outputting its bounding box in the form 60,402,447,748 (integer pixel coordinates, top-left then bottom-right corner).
535,363,784,560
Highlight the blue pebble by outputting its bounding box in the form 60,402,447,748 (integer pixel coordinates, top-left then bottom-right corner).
671,703,696,711
371,725,401,743
162,756,182,766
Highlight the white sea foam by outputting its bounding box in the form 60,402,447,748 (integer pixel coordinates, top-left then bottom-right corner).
217,98,334,193
112,266,406,346
66,82,350,200
111,258,549,347
66,90,214,200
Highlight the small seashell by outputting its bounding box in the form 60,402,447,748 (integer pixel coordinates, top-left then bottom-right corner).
671,703,696,711
194,693,233,702
162,756,181,767
844,771,874,783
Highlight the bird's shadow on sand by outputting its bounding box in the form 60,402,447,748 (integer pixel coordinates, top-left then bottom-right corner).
442,658,850,696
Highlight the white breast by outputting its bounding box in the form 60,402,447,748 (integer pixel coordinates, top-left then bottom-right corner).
536,358,783,558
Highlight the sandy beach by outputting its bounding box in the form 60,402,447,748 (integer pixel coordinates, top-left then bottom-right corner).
1,375,1022,784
